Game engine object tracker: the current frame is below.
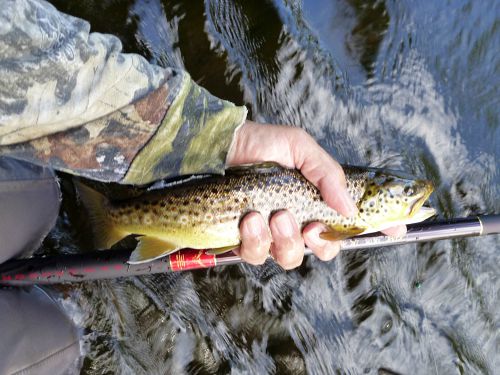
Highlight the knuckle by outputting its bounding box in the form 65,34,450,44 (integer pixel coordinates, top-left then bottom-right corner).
280,255,304,270
254,241,270,259
241,237,270,264
261,228,273,247
332,163,347,184
307,245,324,260
273,240,304,269
245,255,267,266
314,248,332,261
296,127,308,138
317,242,341,261
290,127,309,143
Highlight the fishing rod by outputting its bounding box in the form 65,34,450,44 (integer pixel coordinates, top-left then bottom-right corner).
0,215,498,286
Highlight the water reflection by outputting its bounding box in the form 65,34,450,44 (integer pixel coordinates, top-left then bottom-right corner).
47,0,499,373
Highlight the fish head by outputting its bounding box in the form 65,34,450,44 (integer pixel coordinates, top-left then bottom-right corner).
357,171,436,232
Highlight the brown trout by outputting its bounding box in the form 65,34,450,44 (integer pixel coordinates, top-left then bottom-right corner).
76,163,435,264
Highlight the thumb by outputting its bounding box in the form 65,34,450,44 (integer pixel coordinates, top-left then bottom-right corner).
291,132,358,217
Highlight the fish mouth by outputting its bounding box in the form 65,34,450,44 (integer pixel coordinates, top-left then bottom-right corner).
410,205,437,222
407,180,434,218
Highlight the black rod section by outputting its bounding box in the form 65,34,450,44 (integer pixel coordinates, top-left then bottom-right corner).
0,215,498,286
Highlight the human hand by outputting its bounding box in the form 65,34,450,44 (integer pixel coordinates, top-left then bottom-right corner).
226,120,406,269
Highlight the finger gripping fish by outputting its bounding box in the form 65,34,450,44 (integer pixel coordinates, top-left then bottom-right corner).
76,163,435,264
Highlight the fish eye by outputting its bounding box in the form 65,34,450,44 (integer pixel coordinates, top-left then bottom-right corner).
403,186,414,195
381,318,393,334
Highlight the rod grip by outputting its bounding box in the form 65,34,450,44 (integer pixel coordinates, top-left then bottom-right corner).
479,215,500,235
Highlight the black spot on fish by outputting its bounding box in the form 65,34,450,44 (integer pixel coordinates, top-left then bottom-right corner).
360,209,364,213
183,200,189,206
211,188,218,194
194,197,201,204
134,204,140,210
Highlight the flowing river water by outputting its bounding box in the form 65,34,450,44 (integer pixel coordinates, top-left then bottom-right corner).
46,0,499,373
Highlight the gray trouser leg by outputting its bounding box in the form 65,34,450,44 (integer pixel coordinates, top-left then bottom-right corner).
0,157,81,374
0,157,60,263
0,287,81,375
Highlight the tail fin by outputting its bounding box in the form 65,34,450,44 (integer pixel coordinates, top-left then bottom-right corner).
74,180,124,249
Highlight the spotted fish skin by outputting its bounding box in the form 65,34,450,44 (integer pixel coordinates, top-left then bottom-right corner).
77,163,434,263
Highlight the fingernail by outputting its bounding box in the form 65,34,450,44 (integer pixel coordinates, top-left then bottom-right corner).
340,190,358,217
243,213,264,238
274,211,296,237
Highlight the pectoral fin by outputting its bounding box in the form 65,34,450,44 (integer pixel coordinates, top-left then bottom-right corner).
206,245,239,255
319,226,365,241
128,236,179,264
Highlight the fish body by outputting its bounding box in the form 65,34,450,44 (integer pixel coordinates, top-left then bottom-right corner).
76,163,435,264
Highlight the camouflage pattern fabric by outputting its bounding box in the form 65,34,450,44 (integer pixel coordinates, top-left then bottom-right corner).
0,0,247,185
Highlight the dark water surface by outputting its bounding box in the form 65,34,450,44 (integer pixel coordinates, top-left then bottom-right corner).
47,0,499,373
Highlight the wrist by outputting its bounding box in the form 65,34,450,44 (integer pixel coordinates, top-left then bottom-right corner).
226,120,252,166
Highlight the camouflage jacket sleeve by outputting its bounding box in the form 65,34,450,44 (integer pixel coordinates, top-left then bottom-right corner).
0,0,247,185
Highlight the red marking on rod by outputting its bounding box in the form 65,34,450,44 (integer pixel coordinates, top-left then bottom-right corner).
113,265,123,270
15,274,26,280
83,267,95,273
100,265,110,271
29,273,39,279
54,271,64,277
2,275,12,281
41,272,53,278
169,249,216,272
